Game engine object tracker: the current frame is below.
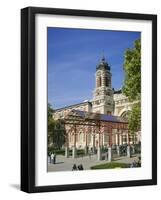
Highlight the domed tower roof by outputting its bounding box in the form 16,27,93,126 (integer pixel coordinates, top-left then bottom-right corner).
96,56,110,71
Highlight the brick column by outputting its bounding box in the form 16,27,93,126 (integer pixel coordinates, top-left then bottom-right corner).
97,124,102,161
119,133,122,145
64,124,69,158
84,127,88,155
108,127,113,162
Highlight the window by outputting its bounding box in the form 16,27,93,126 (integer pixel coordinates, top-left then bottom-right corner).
79,132,83,142
105,77,108,86
95,100,100,105
122,135,127,143
99,77,102,87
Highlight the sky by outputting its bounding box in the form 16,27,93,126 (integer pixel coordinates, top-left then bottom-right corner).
48,28,140,109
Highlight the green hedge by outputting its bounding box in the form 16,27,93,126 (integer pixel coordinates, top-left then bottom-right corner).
77,149,85,155
91,162,130,169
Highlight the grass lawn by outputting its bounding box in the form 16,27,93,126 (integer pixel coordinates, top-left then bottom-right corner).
91,162,130,169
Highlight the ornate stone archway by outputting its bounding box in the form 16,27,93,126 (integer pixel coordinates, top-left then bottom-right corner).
118,107,131,117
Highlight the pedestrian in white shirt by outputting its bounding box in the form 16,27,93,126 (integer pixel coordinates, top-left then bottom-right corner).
50,153,54,164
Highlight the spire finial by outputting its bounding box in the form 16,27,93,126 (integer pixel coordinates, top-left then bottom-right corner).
96,52,110,71
101,50,105,62
102,55,105,62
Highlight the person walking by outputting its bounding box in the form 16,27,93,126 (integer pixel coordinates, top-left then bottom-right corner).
48,152,51,163
72,164,77,171
53,153,56,164
50,152,54,164
78,164,84,170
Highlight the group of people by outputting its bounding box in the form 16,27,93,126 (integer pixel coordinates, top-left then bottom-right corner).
72,164,84,171
49,152,57,164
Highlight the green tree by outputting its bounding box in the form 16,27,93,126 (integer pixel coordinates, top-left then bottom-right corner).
123,39,141,134
128,103,141,134
48,103,54,119
48,103,55,141
47,103,65,149
52,120,66,150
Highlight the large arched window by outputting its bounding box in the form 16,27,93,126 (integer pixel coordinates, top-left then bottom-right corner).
121,111,130,120
79,132,83,142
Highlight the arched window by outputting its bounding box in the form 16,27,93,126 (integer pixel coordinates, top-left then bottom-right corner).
79,132,83,142
104,77,107,86
121,111,130,120
105,77,108,86
99,76,102,87
88,134,91,143
96,76,102,87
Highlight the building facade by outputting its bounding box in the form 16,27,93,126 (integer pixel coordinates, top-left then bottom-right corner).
52,57,141,152
92,56,114,115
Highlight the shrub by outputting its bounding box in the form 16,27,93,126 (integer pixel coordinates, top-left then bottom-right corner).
91,162,130,169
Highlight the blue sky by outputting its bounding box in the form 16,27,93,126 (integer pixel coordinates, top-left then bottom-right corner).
48,28,140,109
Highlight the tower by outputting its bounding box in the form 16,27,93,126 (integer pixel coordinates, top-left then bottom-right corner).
92,56,114,114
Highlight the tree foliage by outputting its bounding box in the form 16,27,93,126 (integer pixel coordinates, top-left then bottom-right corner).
123,39,141,101
48,103,54,119
51,120,66,150
48,104,65,150
123,39,141,134
128,102,141,134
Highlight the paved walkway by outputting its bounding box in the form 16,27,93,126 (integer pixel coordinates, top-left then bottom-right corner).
48,154,140,172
